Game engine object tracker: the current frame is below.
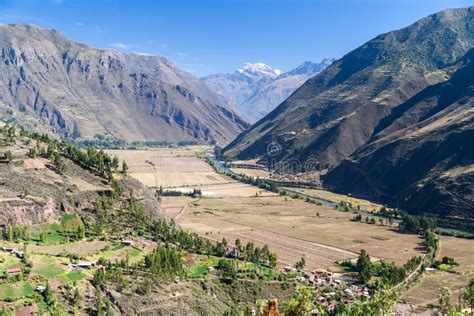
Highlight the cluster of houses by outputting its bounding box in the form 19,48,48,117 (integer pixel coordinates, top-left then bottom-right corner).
283,266,372,312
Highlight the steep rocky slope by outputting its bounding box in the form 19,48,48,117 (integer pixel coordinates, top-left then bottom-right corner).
324,49,474,217
202,60,333,122
224,7,474,216
0,24,248,145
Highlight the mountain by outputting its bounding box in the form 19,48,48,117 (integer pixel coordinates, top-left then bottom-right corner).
224,7,474,216
325,48,474,217
202,59,333,122
0,24,248,145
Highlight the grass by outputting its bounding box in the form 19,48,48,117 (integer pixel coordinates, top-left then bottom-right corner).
91,243,145,264
61,214,84,232
25,213,84,245
64,271,86,282
111,243,125,251
0,282,34,300
0,252,22,271
186,256,219,277
187,264,209,277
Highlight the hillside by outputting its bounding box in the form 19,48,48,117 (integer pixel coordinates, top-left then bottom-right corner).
224,7,474,216
0,24,248,145
0,125,301,315
324,49,474,217
202,60,333,122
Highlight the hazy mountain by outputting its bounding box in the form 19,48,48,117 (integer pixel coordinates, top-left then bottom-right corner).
202,59,333,122
0,24,248,145
224,7,474,216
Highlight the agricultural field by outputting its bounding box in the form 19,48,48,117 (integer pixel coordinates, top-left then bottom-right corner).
107,147,231,188
401,236,474,310
170,182,278,198
229,168,269,178
28,240,111,257
284,187,384,212
163,195,423,271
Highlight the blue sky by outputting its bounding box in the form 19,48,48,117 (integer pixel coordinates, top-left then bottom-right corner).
1,0,473,76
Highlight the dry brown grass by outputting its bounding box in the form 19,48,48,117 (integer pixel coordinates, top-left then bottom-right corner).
401,236,474,309
163,195,423,270
107,147,230,187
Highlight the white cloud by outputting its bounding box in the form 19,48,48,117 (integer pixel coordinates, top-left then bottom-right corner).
176,52,188,56
54,0,64,4
74,22,85,27
161,43,168,48
109,42,131,49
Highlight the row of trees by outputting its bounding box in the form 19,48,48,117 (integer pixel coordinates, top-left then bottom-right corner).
355,249,422,286
22,129,128,181
399,214,437,234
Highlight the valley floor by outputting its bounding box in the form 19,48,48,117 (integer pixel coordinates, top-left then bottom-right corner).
104,146,474,312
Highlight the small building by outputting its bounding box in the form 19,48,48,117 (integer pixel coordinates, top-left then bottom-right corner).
76,262,94,269
6,267,21,274
15,251,24,258
35,285,46,293
2,247,16,253
121,240,134,246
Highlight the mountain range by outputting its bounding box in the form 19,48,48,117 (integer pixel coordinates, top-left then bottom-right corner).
0,24,248,145
202,59,333,122
224,7,474,217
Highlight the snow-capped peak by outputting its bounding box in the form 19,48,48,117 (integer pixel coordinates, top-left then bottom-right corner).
237,62,280,77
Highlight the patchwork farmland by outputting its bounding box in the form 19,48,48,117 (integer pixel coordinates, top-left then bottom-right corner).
107,147,230,188
161,194,423,271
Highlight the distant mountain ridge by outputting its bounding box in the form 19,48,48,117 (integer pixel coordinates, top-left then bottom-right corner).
0,24,248,145
202,59,334,122
224,7,474,217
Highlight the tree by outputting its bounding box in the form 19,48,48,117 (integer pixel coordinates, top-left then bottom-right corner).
122,161,128,174
217,258,238,281
96,290,104,316
105,299,113,316
438,286,453,315
52,153,66,174
73,287,82,305
3,150,12,163
295,256,306,270
43,283,56,306
268,251,278,268
462,279,474,314
235,238,241,257
356,249,373,283
112,156,120,171
284,288,314,316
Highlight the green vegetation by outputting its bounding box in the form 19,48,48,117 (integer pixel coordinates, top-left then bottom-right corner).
0,282,34,301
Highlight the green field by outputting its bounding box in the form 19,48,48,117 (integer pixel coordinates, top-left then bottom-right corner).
0,282,34,301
